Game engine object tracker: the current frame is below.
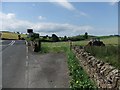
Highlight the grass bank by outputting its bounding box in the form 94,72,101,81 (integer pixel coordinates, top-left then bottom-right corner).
1,32,27,40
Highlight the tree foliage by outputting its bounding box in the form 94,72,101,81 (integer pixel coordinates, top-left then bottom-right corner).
52,34,59,42
84,32,88,39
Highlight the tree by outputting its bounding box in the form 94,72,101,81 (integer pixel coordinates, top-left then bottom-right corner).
17,32,20,34
84,32,88,39
52,34,59,42
31,33,39,41
18,35,21,40
63,36,67,41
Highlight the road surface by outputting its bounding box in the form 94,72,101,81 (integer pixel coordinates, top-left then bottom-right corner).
2,40,69,88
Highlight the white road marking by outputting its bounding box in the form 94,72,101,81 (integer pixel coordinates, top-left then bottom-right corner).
26,56,28,59
25,40,30,88
8,41,13,45
25,41,28,45
26,47,28,53
8,40,15,46
25,70,29,88
11,41,15,45
26,61,28,67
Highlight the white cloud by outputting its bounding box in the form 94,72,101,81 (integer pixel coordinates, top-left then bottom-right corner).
49,0,87,17
52,0,76,11
109,0,118,6
6,13,16,19
38,16,46,20
0,12,93,36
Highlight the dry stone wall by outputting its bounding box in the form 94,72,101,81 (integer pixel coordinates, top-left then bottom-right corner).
72,45,120,89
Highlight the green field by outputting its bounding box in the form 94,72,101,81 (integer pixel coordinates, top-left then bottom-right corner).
72,36,119,46
1,32,27,39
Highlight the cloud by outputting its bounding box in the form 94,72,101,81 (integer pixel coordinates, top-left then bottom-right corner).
109,0,118,6
52,0,76,11
38,16,46,20
0,12,93,36
49,0,87,17
0,12,33,32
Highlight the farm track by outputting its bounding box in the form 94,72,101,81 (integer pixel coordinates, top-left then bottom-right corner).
27,51,69,88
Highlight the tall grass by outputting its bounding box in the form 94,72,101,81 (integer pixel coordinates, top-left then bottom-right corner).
84,45,119,69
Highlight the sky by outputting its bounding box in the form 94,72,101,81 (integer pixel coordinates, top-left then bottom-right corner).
0,1,118,36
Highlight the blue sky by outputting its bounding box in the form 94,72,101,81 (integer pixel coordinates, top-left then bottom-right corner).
1,1,118,36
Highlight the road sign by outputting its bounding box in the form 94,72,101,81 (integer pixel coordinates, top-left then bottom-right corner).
27,29,33,33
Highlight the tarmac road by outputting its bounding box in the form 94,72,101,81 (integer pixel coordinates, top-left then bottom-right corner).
2,40,27,88
2,40,69,88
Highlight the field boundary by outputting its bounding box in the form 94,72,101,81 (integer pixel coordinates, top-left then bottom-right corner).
72,45,120,88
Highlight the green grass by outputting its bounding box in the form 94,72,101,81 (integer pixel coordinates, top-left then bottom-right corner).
41,42,96,89
1,32,27,39
72,36,119,46
101,37,118,45
84,45,119,69
67,50,96,89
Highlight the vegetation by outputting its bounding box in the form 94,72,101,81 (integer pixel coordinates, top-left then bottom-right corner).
84,45,119,69
72,36,119,46
84,32,88,39
67,50,96,89
31,33,40,41
72,36,119,69
1,31,27,40
39,33,95,42
52,34,59,42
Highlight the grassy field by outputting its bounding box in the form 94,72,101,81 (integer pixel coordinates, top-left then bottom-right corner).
1,32,27,39
84,45,119,69
72,36,119,46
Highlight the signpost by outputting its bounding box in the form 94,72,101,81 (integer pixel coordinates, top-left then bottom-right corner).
27,29,41,52
27,29,33,33
27,29,33,38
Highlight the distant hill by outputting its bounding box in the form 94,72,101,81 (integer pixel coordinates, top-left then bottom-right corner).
1,31,27,40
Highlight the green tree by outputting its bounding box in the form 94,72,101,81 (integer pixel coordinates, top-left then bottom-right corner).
31,33,39,41
63,36,67,41
18,35,21,40
52,34,59,42
17,32,20,34
84,32,88,39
